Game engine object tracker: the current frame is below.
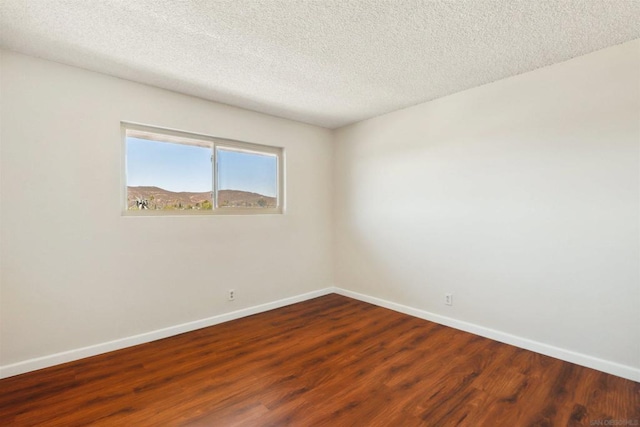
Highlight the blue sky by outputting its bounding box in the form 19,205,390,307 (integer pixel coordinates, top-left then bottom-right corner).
127,137,277,196
217,148,277,197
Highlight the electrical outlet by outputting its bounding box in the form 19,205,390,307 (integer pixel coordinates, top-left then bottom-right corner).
445,293,453,306
228,289,235,301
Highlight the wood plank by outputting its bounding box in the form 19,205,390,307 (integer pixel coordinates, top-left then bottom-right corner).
1,294,638,426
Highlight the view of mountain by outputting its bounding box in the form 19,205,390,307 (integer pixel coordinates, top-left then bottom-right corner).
127,186,276,210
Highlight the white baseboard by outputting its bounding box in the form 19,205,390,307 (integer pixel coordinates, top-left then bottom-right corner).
332,287,640,382
0,288,334,379
3,286,638,382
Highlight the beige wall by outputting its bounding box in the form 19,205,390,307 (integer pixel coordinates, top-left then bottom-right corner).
0,50,334,365
2,40,639,379
334,40,640,371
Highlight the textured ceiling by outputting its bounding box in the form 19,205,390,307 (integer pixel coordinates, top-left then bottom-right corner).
1,1,639,129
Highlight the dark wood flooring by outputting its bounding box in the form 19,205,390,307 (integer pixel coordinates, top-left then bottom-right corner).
1,294,638,426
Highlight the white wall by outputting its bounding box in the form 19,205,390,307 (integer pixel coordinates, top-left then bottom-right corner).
0,50,333,366
334,40,640,373
2,40,639,380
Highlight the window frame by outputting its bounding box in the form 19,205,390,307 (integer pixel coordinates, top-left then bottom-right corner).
122,122,285,216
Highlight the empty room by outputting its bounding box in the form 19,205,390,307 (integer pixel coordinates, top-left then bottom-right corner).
1,1,639,426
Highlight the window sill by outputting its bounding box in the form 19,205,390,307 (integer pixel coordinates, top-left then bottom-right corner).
122,208,283,216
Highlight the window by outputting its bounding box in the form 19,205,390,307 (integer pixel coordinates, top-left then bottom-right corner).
123,123,283,214
216,147,278,208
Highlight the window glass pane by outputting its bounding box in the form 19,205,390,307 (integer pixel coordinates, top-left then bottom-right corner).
126,137,213,210
216,148,278,208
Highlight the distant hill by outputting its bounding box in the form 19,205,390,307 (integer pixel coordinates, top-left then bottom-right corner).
127,186,276,210
216,189,277,208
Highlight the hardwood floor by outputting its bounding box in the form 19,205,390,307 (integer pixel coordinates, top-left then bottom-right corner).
1,294,638,426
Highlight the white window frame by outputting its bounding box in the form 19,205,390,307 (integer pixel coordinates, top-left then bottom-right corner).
122,122,284,215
